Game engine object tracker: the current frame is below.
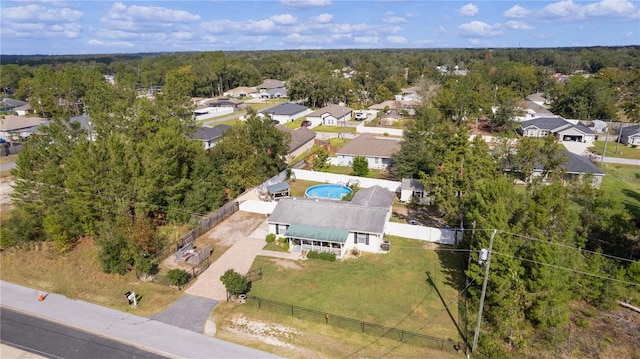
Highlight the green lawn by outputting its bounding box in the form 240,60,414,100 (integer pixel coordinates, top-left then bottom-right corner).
589,140,640,160
600,164,640,219
312,124,357,134
244,236,466,341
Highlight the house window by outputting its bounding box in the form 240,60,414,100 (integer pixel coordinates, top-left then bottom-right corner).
539,130,549,137
354,232,369,245
374,157,379,164
275,224,287,235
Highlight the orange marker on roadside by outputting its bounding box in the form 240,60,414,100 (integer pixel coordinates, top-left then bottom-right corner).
38,293,45,301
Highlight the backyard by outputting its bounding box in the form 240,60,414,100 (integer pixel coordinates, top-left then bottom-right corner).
589,140,640,160
212,236,467,358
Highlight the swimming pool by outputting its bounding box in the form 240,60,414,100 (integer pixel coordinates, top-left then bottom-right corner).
305,184,352,200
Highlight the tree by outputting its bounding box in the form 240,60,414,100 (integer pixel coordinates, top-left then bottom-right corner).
312,147,330,172
220,268,249,298
352,155,369,177
167,269,190,290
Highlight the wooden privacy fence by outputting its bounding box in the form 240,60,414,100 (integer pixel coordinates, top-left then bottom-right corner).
153,201,239,261
245,296,463,353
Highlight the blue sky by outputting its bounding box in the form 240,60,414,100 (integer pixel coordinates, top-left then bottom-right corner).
1,0,639,55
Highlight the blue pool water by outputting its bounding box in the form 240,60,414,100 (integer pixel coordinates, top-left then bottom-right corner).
305,184,352,200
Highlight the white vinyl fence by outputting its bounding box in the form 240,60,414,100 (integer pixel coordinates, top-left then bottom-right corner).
385,222,456,245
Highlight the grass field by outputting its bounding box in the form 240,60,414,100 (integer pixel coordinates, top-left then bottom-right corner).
213,236,467,358
590,140,640,160
600,163,640,219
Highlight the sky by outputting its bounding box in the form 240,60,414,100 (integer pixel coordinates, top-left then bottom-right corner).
1,0,639,55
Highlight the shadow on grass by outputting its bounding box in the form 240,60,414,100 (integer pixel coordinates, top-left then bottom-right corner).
621,188,640,226
426,270,466,344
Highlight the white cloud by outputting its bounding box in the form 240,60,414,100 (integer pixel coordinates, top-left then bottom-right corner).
383,16,407,24
503,5,531,18
505,21,533,30
87,39,134,48
457,21,502,37
280,0,331,8
312,13,333,23
459,3,479,17
538,0,640,21
354,36,379,44
2,4,82,22
101,2,200,31
270,14,297,25
386,35,407,44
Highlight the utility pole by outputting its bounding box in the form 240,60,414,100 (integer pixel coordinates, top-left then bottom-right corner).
601,119,613,165
472,229,497,353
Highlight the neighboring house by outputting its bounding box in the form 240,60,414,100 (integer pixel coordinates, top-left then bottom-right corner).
0,115,47,140
193,106,234,121
191,124,231,150
260,103,310,123
616,124,640,146
394,86,422,102
204,97,244,110
370,100,419,116
334,134,401,170
400,178,428,204
223,86,257,98
277,125,316,162
306,104,353,127
14,103,32,116
505,149,605,188
589,119,608,133
556,123,597,143
259,87,288,99
520,117,596,143
1,98,28,113
256,79,285,91
267,185,395,259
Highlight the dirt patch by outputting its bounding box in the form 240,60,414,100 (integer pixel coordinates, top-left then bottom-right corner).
269,258,302,270
225,316,299,348
0,177,15,206
206,211,268,247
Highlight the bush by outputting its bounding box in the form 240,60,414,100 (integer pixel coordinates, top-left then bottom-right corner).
135,256,156,278
306,250,336,262
220,268,249,296
266,233,276,243
167,269,190,290
277,236,287,244
98,236,135,275
282,242,290,252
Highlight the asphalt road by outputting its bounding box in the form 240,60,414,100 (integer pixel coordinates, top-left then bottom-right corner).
0,307,167,359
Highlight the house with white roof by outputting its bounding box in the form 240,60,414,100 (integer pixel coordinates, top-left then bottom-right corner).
259,103,310,123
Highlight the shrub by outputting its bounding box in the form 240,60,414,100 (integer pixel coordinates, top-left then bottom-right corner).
167,269,190,290
277,236,287,244
307,250,336,262
220,268,249,297
282,242,290,252
265,233,276,243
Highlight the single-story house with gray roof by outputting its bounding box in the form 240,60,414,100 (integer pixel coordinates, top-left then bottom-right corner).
0,115,47,140
505,149,605,188
276,125,316,162
334,134,401,170
267,185,395,259
616,124,640,146
192,124,230,150
259,102,310,123
306,104,352,127
520,117,596,143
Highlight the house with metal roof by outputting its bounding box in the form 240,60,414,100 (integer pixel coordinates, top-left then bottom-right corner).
267,185,395,259
334,134,401,170
306,104,353,127
259,102,310,123
256,79,285,90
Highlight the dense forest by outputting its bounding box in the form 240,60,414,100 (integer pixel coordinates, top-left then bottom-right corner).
1,46,639,358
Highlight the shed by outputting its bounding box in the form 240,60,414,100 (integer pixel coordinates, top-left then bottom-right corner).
267,181,291,200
